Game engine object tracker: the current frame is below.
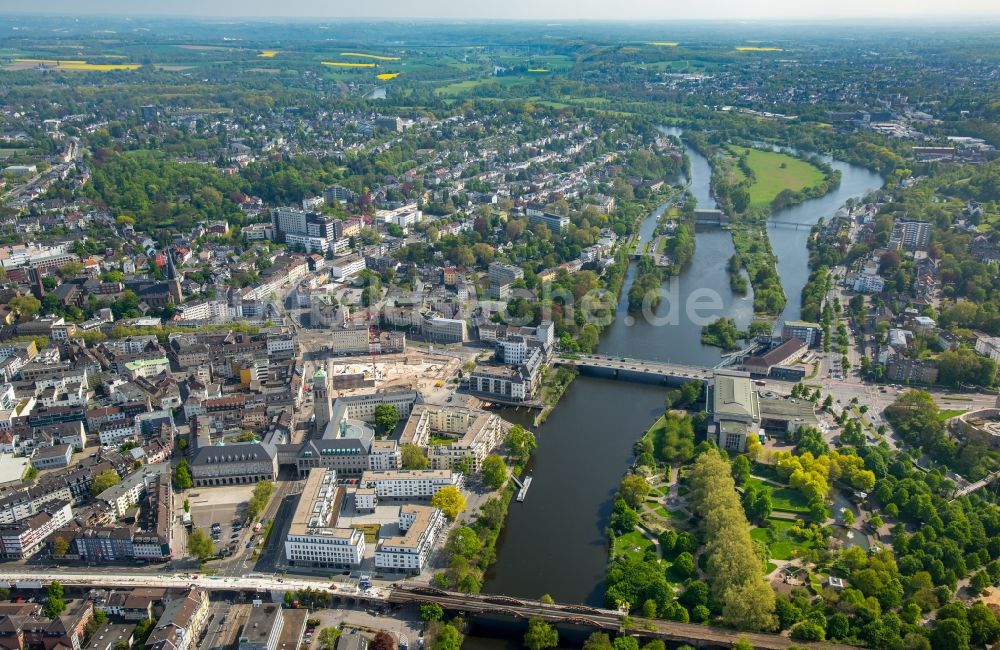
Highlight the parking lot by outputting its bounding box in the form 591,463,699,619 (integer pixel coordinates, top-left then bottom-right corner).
187,484,256,555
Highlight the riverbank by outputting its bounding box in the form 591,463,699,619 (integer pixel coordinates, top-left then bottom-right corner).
700,142,841,319
482,129,882,605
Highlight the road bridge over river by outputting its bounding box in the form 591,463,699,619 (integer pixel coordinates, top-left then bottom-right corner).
555,354,713,384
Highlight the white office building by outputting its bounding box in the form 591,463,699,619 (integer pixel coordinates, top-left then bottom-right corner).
284,469,365,568
357,469,462,502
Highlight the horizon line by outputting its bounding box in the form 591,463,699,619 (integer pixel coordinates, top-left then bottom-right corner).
3,12,1000,23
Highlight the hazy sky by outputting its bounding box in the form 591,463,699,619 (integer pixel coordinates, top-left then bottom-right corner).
5,0,1000,20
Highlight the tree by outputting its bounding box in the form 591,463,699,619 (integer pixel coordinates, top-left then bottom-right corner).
44,581,65,619
174,460,193,490
90,469,120,496
318,627,341,650
401,444,430,470
609,498,639,534
931,618,970,650
539,594,555,604
372,631,395,650
732,454,751,486
188,528,215,561
51,535,69,557
9,295,41,322
791,621,826,641
373,404,400,435
433,623,463,650
967,602,1000,646
446,526,481,559
431,486,466,520
672,552,696,580
619,474,651,508
134,619,155,644
421,603,444,622
793,426,829,457
582,632,615,650
481,454,507,489
688,450,776,631
508,425,537,462
523,617,559,650
970,572,991,595
733,638,754,650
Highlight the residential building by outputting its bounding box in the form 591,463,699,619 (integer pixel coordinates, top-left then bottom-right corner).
0,501,72,559
399,405,505,472
889,220,932,251
781,321,823,348
144,589,210,650
30,444,73,470
525,206,570,232
469,348,542,403
327,254,366,280
886,356,939,384
238,603,284,650
374,505,444,574
975,333,1000,362
357,469,462,503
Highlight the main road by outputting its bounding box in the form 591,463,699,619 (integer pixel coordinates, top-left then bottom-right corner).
0,570,854,650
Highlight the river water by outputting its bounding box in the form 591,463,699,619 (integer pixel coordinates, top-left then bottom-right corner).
479,130,883,609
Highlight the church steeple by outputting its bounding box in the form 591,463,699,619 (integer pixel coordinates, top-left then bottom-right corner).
165,247,182,305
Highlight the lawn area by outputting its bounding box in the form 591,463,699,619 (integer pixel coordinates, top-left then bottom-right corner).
750,518,806,560
936,408,967,422
350,523,381,543
727,146,825,206
744,475,810,514
614,530,654,562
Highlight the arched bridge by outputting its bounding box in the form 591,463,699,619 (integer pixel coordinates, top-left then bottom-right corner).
389,585,857,650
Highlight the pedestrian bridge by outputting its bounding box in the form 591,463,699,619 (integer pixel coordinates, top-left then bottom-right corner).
554,354,712,385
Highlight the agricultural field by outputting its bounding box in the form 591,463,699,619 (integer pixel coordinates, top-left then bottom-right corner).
341,52,401,61
735,46,784,52
727,146,826,206
321,61,377,68
7,58,140,71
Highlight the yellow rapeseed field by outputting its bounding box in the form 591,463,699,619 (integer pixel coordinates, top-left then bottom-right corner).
527,68,550,73
14,59,140,71
341,52,401,61
376,72,400,80
735,46,783,52
258,50,278,58
647,41,679,47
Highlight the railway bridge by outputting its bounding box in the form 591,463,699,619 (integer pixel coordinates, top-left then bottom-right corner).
389,585,857,650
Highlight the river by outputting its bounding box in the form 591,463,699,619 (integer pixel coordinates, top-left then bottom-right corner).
478,130,883,611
